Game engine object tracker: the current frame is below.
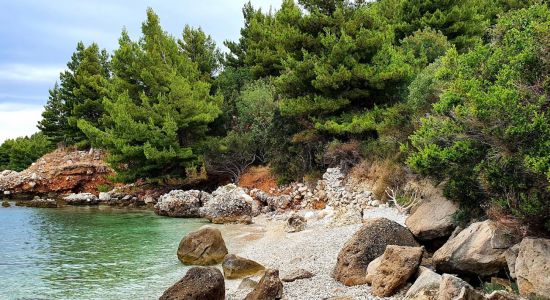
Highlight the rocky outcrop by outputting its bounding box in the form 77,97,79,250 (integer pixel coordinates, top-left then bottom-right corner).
281,269,315,282
285,214,307,233
155,190,211,217
433,220,517,276
16,197,58,208
244,269,283,300
333,217,419,286
63,193,99,205
405,267,442,300
200,184,253,224
177,227,228,265
437,274,484,300
222,254,265,279
0,149,111,196
405,193,458,241
515,238,550,299
160,266,224,300
370,246,424,297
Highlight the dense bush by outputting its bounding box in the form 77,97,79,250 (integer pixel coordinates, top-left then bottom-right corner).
407,5,550,231
0,133,53,172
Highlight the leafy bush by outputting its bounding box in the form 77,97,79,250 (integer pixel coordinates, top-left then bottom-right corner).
407,5,550,231
0,133,53,171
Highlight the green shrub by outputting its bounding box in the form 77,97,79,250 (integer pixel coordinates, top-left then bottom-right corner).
0,133,53,172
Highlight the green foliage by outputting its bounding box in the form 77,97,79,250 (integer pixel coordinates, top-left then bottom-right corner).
179,25,222,81
0,133,53,172
79,8,222,182
407,4,550,230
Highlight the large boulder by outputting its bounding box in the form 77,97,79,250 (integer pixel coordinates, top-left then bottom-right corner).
406,267,442,300
333,217,419,286
222,254,265,279
155,190,211,217
244,269,283,300
405,195,458,241
63,193,99,205
200,184,253,224
433,220,518,276
16,198,58,208
177,227,228,265
371,245,424,297
159,266,224,300
515,238,550,299
437,274,484,300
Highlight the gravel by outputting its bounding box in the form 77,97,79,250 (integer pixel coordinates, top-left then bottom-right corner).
219,206,408,300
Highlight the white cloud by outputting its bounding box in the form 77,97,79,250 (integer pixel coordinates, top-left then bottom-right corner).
0,64,64,83
0,103,43,143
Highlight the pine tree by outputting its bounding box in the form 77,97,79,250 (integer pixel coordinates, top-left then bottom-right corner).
38,83,67,144
178,25,222,81
79,8,222,182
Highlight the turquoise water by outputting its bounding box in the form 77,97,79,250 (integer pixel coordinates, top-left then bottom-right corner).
0,203,209,300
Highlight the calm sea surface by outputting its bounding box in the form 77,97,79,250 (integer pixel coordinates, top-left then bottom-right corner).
0,203,209,300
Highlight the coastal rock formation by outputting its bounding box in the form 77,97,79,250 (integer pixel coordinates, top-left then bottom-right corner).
244,269,283,300
2,200,10,207
333,217,419,286
200,184,253,224
437,274,484,300
406,267,442,300
405,192,458,241
370,245,424,297
155,190,211,217
0,149,111,196
222,254,265,279
281,269,315,282
63,193,99,205
160,266,224,300
285,214,307,233
177,227,228,265
16,197,58,208
515,238,550,299
433,220,515,276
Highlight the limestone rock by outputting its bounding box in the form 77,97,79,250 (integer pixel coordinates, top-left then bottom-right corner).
239,277,258,290
285,214,307,233
155,190,211,218
281,269,315,282
177,227,228,265
365,256,382,285
504,244,519,279
159,266,224,300
437,274,484,300
371,246,424,297
222,254,265,279
486,290,521,300
515,238,550,299
333,217,419,286
63,193,99,205
405,195,458,241
405,267,442,300
244,269,283,300
16,198,58,208
433,220,515,276
98,192,110,202
200,184,253,224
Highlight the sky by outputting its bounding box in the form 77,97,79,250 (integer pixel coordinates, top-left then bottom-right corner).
0,0,282,143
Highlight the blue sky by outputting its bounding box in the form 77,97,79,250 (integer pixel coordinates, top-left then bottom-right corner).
0,0,281,142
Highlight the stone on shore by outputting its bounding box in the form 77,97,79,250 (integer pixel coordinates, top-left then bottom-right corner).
405,267,442,300
155,190,211,218
433,220,516,276
2,200,10,207
222,254,265,279
405,195,458,241
244,269,283,300
177,227,228,265
281,269,315,282
200,184,253,224
285,214,307,233
370,245,424,297
63,193,99,205
159,266,224,300
515,238,550,299
98,192,110,202
16,198,58,208
333,217,419,286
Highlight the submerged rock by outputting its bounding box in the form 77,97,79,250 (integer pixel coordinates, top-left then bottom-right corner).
333,217,419,286
222,254,265,279
155,190,211,217
244,269,283,300
371,245,424,297
177,227,228,265
160,266,224,300
200,184,253,224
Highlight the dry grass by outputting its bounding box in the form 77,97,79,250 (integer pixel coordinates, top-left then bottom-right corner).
349,159,408,201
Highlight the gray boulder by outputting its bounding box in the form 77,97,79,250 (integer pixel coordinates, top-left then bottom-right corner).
406,267,442,300
406,195,458,241
200,184,253,224
63,193,99,205
515,238,550,299
177,226,228,265
155,190,211,217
